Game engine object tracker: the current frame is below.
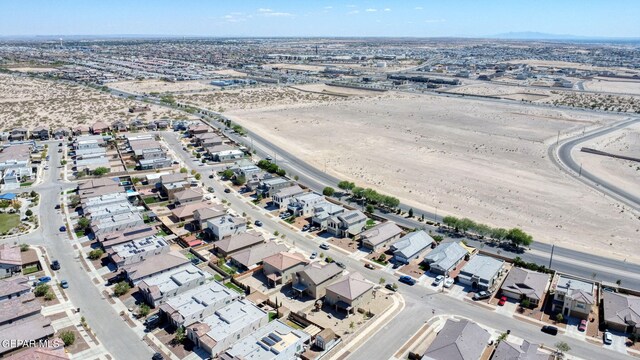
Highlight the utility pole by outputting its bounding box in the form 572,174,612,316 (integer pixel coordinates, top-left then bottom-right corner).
548,244,555,269
578,163,583,177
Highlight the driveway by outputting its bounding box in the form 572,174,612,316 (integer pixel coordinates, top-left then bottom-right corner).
495,298,517,317
564,317,587,341
603,330,628,354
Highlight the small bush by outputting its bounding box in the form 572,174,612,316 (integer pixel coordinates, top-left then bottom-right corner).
34,284,50,297
59,330,75,346
88,249,104,260
113,281,131,297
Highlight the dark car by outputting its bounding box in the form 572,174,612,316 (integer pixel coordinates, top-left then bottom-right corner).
144,314,161,330
385,283,397,292
335,262,347,269
473,291,491,301
209,174,214,179
59,226,66,232
364,263,375,270
55,204,61,209
302,224,310,231
60,280,69,289
51,260,60,270
541,325,558,335
152,353,164,360
224,188,231,193
254,220,263,227
398,275,416,286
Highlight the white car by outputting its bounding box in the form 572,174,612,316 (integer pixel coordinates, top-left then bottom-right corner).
443,278,454,288
432,275,445,286
204,195,212,200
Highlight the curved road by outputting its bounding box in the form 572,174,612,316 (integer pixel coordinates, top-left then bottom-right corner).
554,117,640,212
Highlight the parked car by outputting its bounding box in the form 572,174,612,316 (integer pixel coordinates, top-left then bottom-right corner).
144,314,161,330
207,187,214,192
224,188,231,193
265,156,273,161
310,252,317,260
335,262,347,269
364,263,375,270
385,283,397,292
443,278,454,288
603,331,613,345
51,260,60,270
399,275,416,286
55,204,60,209
498,296,507,306
578,319,587,332
473,291,491,301
60,280,69,289
38,276,51,283
57,149,62,153
432,275,445,286
541,325,558,336
208,174,214,179
152,353,164,360
319,243,330,250
302,224,310,231
59,226,66,232
254,220,263,227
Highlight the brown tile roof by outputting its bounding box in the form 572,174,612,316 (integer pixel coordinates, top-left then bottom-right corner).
0,293,39,325
20,249,39,266
0,244,22,266
360,222,403,247
262,252,308,271
214,231,264,254
171,201,212,219
194,205,227,221
501,267,549,301
0,277,31,298
173,188,202,201
4,346,69,360
99,225,155,248
325,272,373,302
78,177,119,190
123,251,190,281
0,315,54,353
230,242,289,268
300,262,342,286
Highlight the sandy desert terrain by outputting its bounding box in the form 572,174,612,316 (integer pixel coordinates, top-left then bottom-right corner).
445,83,554,101
177,86,391,112
0,74,194,131
583,78,640,96
108,79,218,94
573,122,640,201
225,91,640,260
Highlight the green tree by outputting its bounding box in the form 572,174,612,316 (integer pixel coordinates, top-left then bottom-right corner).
338,180,356,192
174,326,186,344
408,208,414,218
233,175,246,186
432,235,444,243
59,330,76,346
20,243,29,252
382,196,400,208
113,281,131,297
490,228,508,240
180,167,188,173
76,217,91,230
555,341,571,356
506,228,534,247
92,167,110,176
458,218,476,234
34,284,50,297
521,298,531,309
11,201,21,211
322,187,335,197
0,200,10,209
194,173,202,180
276,168,286,176
69,195,81,208
221,169,234,179
138,303,150,317
190,169,196,175
555,313,564,323
379,277,386,284
25,209,33,217
366,204,375,213
88,249,104,260
442,216,459,229
352,187,365,198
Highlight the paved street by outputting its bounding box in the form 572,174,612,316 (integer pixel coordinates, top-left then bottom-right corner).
0,142,153,360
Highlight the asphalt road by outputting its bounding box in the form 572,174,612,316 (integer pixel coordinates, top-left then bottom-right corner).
555,117,640,212
0,143,153,360
162,132,632,360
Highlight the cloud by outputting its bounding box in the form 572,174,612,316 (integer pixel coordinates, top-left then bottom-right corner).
415,6,423,10
257,8,294,17
346,4,357,8
324,6,333,9
347,10,360,14
384,8,391,12
223,13,247,23
365,8,377,12
424,18,446,23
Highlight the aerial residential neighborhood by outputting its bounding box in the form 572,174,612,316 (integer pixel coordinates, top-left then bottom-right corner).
0,2,639,360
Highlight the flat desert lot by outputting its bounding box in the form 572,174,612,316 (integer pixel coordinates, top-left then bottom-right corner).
0,74,193,131
226,92,640,260
573,122,640,201
583,77,640,96
108,79,217,94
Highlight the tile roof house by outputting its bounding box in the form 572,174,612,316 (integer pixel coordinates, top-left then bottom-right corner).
491,340,548,360
123,251,191,285
551,275,595,319
0,244,22,278
159,281,241,327
262,252,309,288
324,272,374,314
311,202,345,230
603,291,640,334
221,319,310,360
137,264,207,308
0,294,55,355
500,267,550,306
327,209,368,238
272,185,305,210
422,242,469,276
359,221,403,251
172,188,203,206
293,262,343,299
186,299,269,357
91,121,110,135
214,231,265,258
230,242,289,271
171,201,212,222
193,205,227,230
391,230,434,264
0,276,31,301
457,255,504,291
423,318,490,360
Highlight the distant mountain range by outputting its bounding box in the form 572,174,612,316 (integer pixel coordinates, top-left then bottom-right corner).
487,31,640,41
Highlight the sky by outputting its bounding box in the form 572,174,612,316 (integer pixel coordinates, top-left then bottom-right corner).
0,0,639,38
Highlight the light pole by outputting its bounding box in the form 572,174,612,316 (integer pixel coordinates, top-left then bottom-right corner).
578,163,583,177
